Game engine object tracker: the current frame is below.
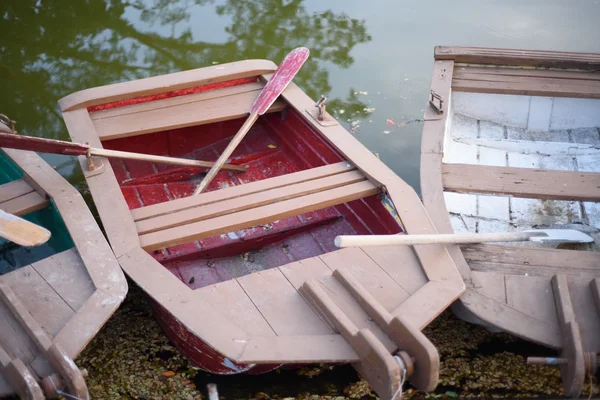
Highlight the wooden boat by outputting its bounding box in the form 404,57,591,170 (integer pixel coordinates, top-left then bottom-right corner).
420,46,600,397
60,59,465,399
0,141,127,399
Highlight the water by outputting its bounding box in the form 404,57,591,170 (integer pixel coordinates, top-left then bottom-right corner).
2,0,600,193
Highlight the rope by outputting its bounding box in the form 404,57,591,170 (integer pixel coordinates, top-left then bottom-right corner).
48,374,85,400
391,355,408,400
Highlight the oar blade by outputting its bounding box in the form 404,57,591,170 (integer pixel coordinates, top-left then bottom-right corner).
0,210,51,247
250,47,310,115
527,229,594,244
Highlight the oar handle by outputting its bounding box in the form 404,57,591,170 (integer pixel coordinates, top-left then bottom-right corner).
334,231,537,247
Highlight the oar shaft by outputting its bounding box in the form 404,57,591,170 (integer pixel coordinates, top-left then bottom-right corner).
90,148,247,172
335,232,537,247
193,112,259,194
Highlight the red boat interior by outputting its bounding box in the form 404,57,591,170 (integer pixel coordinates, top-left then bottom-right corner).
97,82,402,291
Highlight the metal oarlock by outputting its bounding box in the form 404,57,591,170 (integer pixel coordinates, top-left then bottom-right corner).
315,95,327,121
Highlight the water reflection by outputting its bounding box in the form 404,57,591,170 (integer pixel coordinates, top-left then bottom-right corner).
1,0,371,146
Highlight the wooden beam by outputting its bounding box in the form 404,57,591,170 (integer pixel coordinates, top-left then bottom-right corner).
0,191,48,217
137,170,366,234
92,88,287,140
139,180,379,251
442,163,600,201
131,161,356,222
451,78,600,99
0,180,34,204
454,66,600,82
435,46,600,70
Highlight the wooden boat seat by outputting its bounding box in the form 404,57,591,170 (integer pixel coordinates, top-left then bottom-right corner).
132,162,380,251
0,179,48,216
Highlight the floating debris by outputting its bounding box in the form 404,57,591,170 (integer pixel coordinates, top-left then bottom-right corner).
383,130,391,135
354,91,368,95
363,107,375,113
386,119,395,125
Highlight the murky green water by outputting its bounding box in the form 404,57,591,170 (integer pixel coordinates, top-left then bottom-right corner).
2,0,600,191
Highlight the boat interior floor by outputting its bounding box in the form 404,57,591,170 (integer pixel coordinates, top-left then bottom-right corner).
103,111,402,290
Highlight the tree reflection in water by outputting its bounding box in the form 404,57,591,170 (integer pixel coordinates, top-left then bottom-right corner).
1,0,371,180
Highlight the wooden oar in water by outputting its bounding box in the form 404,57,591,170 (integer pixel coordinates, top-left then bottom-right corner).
335,229,594,248
0,209,51,247
0,132,247,172
193,47,310,195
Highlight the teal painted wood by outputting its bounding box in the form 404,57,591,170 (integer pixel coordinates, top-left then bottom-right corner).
0,150,73,274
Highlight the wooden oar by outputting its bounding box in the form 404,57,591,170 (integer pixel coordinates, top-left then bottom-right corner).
0,132,246,172
334,229,594,248
0,209,51,247
193,47,310,195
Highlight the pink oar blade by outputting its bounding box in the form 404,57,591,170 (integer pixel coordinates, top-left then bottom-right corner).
250,47,310,115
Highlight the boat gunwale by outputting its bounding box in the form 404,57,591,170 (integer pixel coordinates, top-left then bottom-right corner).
62,59,465,365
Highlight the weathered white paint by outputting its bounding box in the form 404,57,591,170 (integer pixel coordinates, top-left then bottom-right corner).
442,92,600,246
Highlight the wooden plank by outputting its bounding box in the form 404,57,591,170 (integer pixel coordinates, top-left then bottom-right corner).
392,281,463,330
236,268,332,336
59,59,278,111
31,249,94,312
195,280,276,337
460,288,561,348
0,191,48,216
360,244,428,295
451,78,600,98
132,161,355,221
462,244,600,271
471,271,506,304
238,335,358,363
93,89,287,140
91,82,265,120
568,278,600,351
137,170,366,234
279,258,396,352
0,180,34,204
0,302,38,365
454,66,600,81
139,180,379,251
453,71,600,87
443,163,600,201
318,247,409,312
0,266,75,338
505,274,558,327
435,46,600,70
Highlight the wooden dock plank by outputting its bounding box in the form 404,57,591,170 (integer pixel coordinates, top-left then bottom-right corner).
0,191,48,216
139,180,379,251
31,249,94,312
505,274,558,327
360,244,428,295
132,162,355,221
236,268,332,336
195,279,276,337
0,265,74,338
0,180,34,204
319,247,409,312
279,258,396,352
136,170,366,234
443,164,600,202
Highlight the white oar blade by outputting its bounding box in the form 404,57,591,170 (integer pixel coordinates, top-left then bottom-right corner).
527,229,594,244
